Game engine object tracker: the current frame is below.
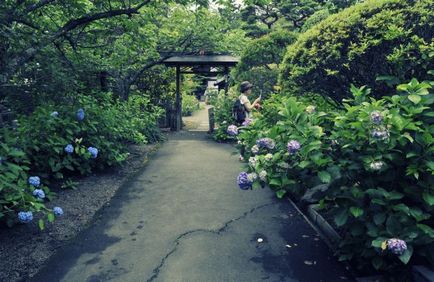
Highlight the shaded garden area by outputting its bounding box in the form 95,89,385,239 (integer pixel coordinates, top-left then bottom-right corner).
1,0,433,281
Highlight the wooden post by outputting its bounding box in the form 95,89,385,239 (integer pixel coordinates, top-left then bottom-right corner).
224,66,229,96
175,66,182,131
208,106,215,133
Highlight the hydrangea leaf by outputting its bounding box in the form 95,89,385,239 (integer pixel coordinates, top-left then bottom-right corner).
47,213,55,223
275,189,286,199
38,219,45,230
334,208,348,227
422,193,434,206
408,94,421,104
349,207,364,218
318,171,331,183
398,246,413,264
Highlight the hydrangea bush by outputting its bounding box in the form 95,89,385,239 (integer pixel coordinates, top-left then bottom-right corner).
235,78,434,273
1,92,162,229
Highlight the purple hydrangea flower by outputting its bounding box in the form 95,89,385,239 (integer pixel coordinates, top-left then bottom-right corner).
64,144,74,154
287,140,301,155
371,129,389,140
53,207,64,216
50,111,59,117
32,189,45,199
387,238,407,255
242,119,252,126
87,147,98,159
370,111,383,124
256,138,275,150
18,211,33,223
227,125,239,136
76,108,85,121
28,176,40,187
237,172,252,190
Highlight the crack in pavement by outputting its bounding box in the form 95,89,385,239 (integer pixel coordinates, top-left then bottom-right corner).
145,202,276,282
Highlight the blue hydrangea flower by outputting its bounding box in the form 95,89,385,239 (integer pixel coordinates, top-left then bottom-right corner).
87,147,98,158
371,129,389,140
237,172,252,190
77,108,85,121
28,176,40,187
32,189,45,199
50,111,59,117
64,144,74,154
387,238,407,255
256,138,275,150
227,125,238,136
287,140,301,154
18,211,33,223
370,111,383,124
53,207,64,216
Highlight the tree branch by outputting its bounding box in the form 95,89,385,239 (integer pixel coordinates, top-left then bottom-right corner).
2,0,151,84
24,0,57,14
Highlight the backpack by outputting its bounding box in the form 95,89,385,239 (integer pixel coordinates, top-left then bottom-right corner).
232,99,246,125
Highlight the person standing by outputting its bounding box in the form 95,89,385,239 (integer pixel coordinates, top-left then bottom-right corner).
239,81,261,120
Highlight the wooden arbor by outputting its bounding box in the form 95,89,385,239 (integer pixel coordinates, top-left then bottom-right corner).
163,55,239,131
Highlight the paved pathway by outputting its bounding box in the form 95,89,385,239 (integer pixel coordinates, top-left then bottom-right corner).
33,131,353,282
182,102,211,131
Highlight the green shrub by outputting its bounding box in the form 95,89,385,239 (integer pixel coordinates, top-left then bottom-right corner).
0,129,56,229
17,92,162,179
234,30,297,97
235,77,434,274
212,89,241,142
281,0,434,103
182,93,200,116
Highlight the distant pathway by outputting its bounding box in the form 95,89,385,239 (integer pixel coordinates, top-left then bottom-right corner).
33,131,352,282
182,102,211,131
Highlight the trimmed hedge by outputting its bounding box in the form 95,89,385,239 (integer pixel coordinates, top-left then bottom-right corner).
280,0,434,102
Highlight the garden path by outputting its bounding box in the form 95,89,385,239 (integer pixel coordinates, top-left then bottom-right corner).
32,131,353,282
182,102,211,131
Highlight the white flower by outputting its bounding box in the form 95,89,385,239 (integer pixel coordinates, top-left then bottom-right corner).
239,155,244,161
251,145,260,155
370,161,385,171
247,173,257,182
259,170,267,181
264,153,273,162
249,157,257,167
305,105,316,114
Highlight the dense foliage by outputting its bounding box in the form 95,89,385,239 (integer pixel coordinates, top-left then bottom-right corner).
281,0,434,103
234,30,297,97
234,77,434,274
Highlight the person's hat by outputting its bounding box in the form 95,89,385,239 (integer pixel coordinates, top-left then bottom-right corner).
240,81,253,93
